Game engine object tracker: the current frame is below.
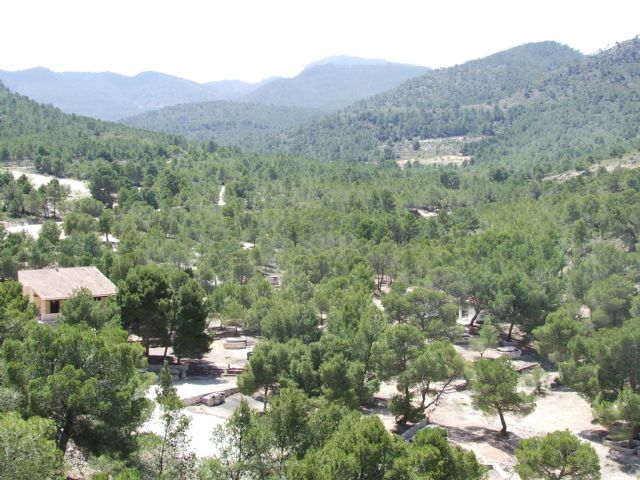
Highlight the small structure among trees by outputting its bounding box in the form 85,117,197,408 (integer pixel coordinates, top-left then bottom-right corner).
17,266,117,323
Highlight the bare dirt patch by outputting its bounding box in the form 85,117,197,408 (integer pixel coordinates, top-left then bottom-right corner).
3,221,64,239
143,336,263,458
8,169,90,199
543,153,640,183
393,136,481,169
369,334,640,479
142,390,262,458
149,334,257,372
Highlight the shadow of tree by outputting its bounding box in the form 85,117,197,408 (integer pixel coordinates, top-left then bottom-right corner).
361,396,389,412
606,449,640,475
577,428,607,442
360,397,417,435
577,428,640,475
431,424,522,454
360,397,391,418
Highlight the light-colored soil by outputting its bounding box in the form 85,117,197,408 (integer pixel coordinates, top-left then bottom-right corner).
410,208,438,218
370,336,640,479
9,169,90,198
203,335,255,369
217,185,226,206
1,170,92,239
142,304,640,474
142,389,262,458
397,155,470,169
428,378,640,479
173,376,239,400
2,220,119,246
149,335,257,370
3,220,64,239
372,296,384,311
393,136,480,169
143,336,263,458
543,153,640,182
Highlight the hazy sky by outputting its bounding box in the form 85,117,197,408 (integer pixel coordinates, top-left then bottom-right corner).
3,0,638,83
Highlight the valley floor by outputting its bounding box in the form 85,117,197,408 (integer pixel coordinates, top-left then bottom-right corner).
140,326,640,478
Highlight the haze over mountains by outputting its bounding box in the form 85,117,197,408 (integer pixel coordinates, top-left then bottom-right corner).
0,56,428,121
278,41,586,160
0,68,262,121
0,79,179,178
239,60,429,109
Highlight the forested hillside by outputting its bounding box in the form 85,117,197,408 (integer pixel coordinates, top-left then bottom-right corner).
0,82,185,178
122,101,327,148
120,59,429,149
0,68,260,120
467,37,640,170
276,40,640,169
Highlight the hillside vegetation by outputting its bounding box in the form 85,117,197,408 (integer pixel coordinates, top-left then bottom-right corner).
121,60,430,147
122,101,327,148
0,58,428,124
0,82,184,178
467,37,640,170
275,40,640,170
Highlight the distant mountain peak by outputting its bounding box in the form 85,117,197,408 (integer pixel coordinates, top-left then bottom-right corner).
238,58,428,109
304,55,391,70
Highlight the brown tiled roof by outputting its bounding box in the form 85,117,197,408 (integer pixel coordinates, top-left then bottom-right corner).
17,266,117,300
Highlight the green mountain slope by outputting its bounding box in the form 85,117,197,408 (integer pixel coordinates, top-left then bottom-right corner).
278,41,586,161
238,61,430,109
0,68,259,120
466,37,640,170
121,101,327,149
120,58,429,149
0,81,182,177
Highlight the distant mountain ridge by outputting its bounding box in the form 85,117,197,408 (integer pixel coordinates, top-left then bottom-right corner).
465,37,640,168
0,67,259,121
238,61,430,109
303,55,391,69
0,80,180,178
0,56,429,121
120,59,430,146
122,42,603,158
